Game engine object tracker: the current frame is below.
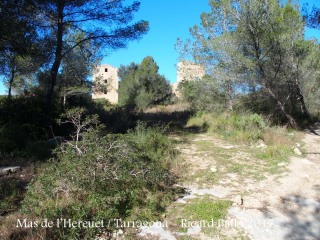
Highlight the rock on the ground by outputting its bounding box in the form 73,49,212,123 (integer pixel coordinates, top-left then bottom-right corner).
277,162,286,167
187,225,202,235
210,166,217,172
256,139,267,149
138,222,176,240
222,145,234,149
293,147,302,156
233,195,243,206
0,166,21,176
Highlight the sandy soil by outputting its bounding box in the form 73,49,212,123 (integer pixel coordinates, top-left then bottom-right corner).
138,131,320,240
229,132,320,240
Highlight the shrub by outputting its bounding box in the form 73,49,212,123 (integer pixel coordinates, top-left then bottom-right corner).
81,99,136,133
0,180,24,215
0,123,29,153
178,77,227,112
22,110,176,239
187,111,302,169
222,115,264,142
187,112,268,143
0,96,63,155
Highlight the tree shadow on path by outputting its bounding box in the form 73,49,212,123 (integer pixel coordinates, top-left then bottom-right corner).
277,193,320,240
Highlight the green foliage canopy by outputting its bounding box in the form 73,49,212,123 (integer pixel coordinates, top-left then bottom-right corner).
118,56,172,110
1,0,149,108
177,0,320,127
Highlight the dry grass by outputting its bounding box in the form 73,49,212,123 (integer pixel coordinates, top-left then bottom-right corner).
144,103,190,114
263,127,302,146
0,213,46,240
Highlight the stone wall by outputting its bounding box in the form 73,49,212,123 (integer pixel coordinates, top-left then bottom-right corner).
176,61,205,84
92,64,118,104
174,61,205,98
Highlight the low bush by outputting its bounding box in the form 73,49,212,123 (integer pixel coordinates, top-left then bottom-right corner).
84,100,136,133
187,111,302,169
21,109,177,239
0,123,30,153
178,77,227,113
187,112,268,143
0,96,62,156
0,180,25,215
257,127,303,171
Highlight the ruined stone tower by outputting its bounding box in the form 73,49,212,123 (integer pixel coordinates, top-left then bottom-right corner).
177,61,206,83
173,61,205,97
92,64,118,104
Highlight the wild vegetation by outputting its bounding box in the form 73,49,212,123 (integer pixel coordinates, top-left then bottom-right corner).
186,112,303,172
118,56,172,110
177,0,320,128
0,0,149,107
20,115,177,239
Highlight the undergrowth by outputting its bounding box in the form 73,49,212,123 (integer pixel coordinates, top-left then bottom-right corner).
17,109,177,240
170,196,231,235
182,197,231,223
186,111,302,165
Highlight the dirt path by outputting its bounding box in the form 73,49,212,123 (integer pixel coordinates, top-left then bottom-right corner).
229,133,320,240
138,131,320,240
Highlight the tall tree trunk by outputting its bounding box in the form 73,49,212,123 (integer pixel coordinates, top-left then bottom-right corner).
44,0,64,107
264,86,299,129
8,68,15,100
253,43,299,129
227,83,233,111
291,41,310,122
63,94,66,107
7,54,16,101
295,78,310,121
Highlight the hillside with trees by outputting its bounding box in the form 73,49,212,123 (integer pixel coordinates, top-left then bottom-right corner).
177,0,320,128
